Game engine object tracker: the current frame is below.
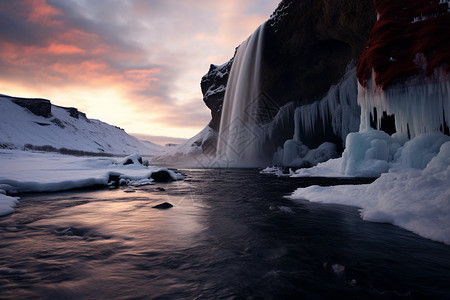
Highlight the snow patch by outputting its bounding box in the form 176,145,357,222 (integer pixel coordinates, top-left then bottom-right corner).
0,193,19,216
0,149,184,215
287,133,450,245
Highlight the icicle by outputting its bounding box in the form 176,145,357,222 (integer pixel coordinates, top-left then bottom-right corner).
293,67,360,144
358,70,450,139
274,67,361,166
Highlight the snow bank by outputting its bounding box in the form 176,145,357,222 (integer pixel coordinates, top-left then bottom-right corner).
291,158,348,178
0,193,19,216
0,150,184,216
260,166,291,177
287,133,450,245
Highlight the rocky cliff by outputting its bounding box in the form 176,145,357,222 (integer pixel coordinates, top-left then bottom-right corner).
201,0,376,155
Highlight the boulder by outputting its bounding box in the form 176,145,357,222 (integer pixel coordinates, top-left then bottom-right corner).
150,170,172,182
121,154,143,165
152,202,173,209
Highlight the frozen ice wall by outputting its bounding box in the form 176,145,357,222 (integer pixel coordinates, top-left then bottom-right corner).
358,76,450,139
293,68,360,143
273,68,361,167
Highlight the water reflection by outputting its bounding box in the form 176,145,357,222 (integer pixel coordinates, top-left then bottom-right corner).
0,169,449,299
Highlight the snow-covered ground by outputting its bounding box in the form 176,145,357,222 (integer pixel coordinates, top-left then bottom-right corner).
0,150,184,216
286,131,450,245
151,126,218,167
0,95,163,155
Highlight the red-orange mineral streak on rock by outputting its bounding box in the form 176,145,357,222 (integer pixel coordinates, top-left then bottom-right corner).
357,0,450,89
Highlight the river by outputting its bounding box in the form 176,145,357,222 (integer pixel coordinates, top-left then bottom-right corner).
0,169,449,299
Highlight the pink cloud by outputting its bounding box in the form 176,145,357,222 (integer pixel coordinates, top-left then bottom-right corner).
27,0,62,26
47,43,85,55
0,0,280,138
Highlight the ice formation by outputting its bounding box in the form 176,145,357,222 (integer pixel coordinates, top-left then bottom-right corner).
273,68,360,167
341,0,450,176
293,69,360,143
287,136,450,245
358,78,450,139
287,0,450,244
356,0,450,138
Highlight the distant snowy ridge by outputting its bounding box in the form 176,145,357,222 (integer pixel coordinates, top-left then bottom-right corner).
0,94,163,156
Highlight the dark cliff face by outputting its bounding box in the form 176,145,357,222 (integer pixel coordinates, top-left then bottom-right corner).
263,0,375,105
200,58,233,131
201,0,376,135
1,94,86,119
10,97,52,118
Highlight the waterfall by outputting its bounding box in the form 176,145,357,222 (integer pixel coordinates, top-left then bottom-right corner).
216,23,267,167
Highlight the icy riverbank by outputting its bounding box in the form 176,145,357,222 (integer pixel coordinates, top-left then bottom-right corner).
0,150,183,216
286,131,450,245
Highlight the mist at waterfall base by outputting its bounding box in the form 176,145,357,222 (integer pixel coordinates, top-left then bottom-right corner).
2,169,450,299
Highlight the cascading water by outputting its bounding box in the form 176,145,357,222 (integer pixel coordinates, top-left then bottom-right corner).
216,23,267,167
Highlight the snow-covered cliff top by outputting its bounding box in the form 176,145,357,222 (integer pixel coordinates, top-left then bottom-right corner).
0,95,162,156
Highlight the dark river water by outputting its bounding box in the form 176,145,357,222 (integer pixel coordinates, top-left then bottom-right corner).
0,169,449,299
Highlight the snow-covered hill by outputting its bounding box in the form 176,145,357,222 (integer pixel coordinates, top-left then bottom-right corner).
0,94,163,156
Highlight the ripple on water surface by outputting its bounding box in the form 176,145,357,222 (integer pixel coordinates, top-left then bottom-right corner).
0,169,449,299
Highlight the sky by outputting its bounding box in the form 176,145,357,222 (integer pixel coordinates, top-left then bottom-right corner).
0,0,279,141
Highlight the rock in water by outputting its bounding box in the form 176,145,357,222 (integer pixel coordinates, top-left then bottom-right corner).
150,170,172,182
121,154,143,165
152,202,173,209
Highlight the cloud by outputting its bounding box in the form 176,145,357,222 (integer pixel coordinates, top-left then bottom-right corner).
0,0,280,139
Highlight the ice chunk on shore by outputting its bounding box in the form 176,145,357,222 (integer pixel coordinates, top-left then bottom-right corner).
0,192,19,216
340,130,395,177
287,138,450,245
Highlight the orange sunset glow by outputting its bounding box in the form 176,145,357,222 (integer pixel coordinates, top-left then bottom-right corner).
0,0,279,141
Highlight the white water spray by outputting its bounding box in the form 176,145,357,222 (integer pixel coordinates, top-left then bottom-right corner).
216,23,267,167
